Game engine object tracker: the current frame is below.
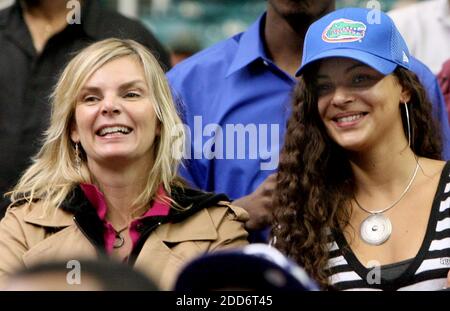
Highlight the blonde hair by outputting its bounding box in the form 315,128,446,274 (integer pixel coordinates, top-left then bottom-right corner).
8,38,184,212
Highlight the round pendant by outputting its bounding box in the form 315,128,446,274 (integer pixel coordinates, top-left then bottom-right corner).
360,214,392,246
113,234,125,249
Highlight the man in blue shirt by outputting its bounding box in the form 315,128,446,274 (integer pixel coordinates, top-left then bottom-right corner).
167,0,450,236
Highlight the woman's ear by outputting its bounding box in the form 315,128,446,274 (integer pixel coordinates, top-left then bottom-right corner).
156,121,161,136
400,85,412,104
70,120,79,143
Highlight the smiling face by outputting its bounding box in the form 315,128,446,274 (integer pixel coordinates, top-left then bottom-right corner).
70,56,159,168
315,58,410,152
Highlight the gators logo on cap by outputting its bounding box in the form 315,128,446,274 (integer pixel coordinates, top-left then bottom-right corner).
322,18,366,43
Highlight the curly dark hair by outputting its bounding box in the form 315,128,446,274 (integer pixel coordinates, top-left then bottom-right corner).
272,64,443,289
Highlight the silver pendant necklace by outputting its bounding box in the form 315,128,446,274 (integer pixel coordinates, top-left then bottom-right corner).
113,227,128,249
354,160,419,246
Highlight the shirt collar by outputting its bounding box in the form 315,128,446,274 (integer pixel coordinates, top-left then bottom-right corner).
143,186,171,217
79,183,170,221
226,13,270,77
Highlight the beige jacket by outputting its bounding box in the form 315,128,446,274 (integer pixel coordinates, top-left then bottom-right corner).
0,188,249,290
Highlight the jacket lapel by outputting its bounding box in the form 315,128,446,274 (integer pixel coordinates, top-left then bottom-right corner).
20,204,97,269
22,203,73,228
156,208,220,242
21,226,98,268
134,207,226,290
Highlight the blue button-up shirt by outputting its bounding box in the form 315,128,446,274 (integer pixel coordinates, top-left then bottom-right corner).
168,14,450,202
168,14,294,201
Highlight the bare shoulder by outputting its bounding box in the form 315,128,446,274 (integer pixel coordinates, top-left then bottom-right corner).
417,158,447,179
413,158,448,197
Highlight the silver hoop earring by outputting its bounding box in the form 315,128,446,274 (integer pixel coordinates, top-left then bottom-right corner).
403,102,412,148
75,142,81,175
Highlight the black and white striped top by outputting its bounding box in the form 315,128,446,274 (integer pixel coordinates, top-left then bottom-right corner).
327,161,450,291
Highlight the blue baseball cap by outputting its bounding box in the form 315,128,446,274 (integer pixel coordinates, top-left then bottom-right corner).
174,244,319,291
295,8,411,77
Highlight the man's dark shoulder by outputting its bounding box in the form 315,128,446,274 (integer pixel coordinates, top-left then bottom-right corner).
93,9,149,40
167,33,242,79
0,5,13,29
92,8,170,69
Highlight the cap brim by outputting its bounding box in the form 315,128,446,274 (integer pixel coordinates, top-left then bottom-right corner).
295,48,398,77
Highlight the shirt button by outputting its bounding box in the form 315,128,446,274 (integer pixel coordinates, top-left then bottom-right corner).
263,60,269,66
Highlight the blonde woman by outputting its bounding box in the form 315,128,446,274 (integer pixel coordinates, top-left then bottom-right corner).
0,39,248,290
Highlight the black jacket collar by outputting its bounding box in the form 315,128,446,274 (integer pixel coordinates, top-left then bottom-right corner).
61,184,229,258
61,184,229,219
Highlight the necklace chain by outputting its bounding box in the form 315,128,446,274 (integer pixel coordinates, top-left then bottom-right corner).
114,226,128,235
354,160,420,215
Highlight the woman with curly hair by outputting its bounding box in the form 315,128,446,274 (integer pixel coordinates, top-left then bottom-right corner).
273,8,449,290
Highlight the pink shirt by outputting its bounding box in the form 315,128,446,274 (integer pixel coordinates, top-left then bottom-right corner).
80,183,170,254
